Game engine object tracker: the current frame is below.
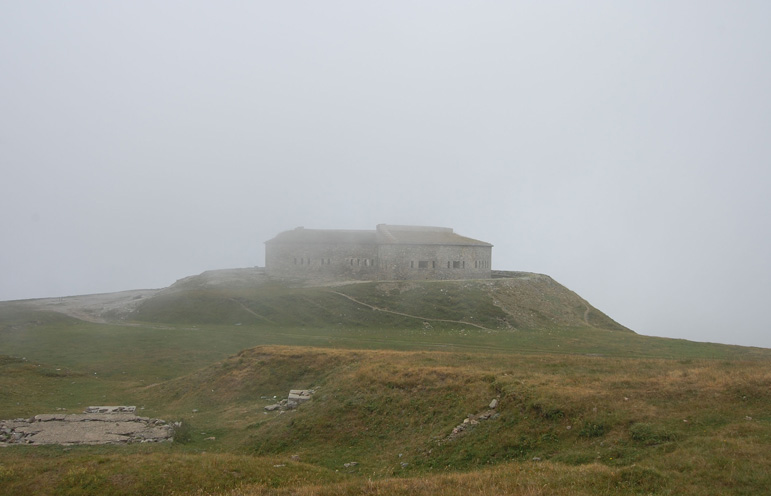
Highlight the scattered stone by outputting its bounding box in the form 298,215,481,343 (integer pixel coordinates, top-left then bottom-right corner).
443,406,501,443
290,455,300,461
273,464,285,468
400,462,409,468
84,406,136,414
204,436,216,441
344,462,358,468
489,399,498,409
264,389,316,412
532,457,541,462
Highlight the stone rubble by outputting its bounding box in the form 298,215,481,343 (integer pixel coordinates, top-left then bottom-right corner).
264,389,315,412
443,398,500,442
0,406,173,446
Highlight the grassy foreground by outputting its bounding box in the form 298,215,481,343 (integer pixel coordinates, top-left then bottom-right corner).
2,340,770,495
1,276,770,495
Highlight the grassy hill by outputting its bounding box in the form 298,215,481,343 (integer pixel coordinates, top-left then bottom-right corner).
1,271,770,495
132,272,629,332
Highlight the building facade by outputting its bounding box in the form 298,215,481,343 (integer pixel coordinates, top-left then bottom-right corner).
265,224,492,281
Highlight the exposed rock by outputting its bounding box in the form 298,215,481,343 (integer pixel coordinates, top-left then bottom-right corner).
287,389,313,407
264,389,315,412
443,408,500,443
0,407,173,446
84,406,136,414
489,398,498,409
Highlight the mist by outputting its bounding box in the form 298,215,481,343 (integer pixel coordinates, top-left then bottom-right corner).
2,1,770,348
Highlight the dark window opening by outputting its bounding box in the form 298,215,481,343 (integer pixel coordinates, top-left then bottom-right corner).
453,261,461,269
418,261,429,269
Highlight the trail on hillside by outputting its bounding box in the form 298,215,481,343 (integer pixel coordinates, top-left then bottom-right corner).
228,298,276,324
327,291,495,331
583,302,591,326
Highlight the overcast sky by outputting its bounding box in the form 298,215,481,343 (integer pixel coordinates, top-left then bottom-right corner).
2,1,770,348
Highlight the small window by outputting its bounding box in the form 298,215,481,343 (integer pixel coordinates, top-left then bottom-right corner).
410,261,414,268
294,258,298,265
418,261,429,269
453,261,461,269
432,261,436,269
447,261,451,268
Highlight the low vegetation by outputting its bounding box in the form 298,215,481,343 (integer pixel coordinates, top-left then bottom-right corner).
1,275,770,494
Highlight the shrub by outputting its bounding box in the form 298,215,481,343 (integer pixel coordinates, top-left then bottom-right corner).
579,421,606,438
172,420,193,444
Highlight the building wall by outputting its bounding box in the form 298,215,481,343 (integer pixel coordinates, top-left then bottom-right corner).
266,239,492,281
265,242,379,280
377,244,492,280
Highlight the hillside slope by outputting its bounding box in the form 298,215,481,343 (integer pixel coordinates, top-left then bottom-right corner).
130,269,630,333
138,345,771,494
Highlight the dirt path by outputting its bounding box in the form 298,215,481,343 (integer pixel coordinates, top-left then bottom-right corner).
228,298,276,324
327,291,495,331
582,301,591,326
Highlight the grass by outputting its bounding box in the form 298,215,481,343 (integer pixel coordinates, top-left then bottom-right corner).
1,276,771,495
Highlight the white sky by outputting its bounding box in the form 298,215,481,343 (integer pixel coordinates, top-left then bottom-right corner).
2,1,770,348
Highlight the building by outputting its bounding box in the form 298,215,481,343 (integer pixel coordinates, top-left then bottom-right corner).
265,224,492,281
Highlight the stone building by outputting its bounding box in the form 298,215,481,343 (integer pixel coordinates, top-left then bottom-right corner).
265,224,492,281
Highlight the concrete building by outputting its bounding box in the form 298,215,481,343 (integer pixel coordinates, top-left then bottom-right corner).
265,224,492,281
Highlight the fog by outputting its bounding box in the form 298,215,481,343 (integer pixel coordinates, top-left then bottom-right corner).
2,2,770,348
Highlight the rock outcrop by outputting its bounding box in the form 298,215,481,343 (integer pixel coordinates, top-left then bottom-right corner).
0,407,173,446
264,389,315,412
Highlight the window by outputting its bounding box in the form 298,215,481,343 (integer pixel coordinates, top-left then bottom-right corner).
432,261,436,269
418,261,429,269
410,261,414,268
453,261,461,269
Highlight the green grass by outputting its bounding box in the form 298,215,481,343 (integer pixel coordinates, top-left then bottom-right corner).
1,276,771,495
